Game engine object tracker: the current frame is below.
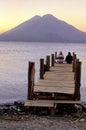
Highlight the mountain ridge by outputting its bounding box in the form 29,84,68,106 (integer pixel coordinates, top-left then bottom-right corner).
0,14,86,43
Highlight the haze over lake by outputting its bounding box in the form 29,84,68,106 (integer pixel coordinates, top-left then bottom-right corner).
0,42,86,104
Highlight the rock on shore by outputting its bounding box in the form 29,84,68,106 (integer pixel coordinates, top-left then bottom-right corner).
0,101,86,130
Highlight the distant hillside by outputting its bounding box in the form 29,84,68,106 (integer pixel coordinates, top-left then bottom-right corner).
0,14,86,42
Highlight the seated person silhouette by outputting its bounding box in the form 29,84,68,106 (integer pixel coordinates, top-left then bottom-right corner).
65,52,73,64
56,51,64,63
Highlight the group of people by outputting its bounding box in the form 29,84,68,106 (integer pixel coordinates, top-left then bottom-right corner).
55,51,73,64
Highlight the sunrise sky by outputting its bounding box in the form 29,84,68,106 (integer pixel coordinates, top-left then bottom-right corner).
0,0,86,34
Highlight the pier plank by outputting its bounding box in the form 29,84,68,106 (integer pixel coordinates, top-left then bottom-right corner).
25,100,81,107
38,79,74,84
34,86,74,94
35,83,75,88
34,63,75,95
25,100,54,107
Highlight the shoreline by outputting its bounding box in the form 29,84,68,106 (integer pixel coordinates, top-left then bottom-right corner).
0,100,86,119
0,113,86,130
0,101,86,130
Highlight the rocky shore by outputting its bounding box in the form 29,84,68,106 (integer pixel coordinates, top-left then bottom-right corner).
0,101,86,130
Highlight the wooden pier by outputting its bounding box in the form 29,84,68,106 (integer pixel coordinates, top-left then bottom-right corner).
24,52,81,114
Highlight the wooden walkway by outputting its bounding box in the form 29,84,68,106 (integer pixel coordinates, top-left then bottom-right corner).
24,52,81,114
35,64,74,94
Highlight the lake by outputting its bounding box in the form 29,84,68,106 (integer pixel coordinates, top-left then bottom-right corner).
0,42,86,104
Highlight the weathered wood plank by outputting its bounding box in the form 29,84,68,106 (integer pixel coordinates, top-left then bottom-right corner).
36,81,75,88
25,100,81,107
38,79,74,84
44,73,74,77
44,71,74,75
50,66,72,69
50,65,73,71
25,100,54,107
54,63,73,66
43,76,74,80
51,65,73,68
45,71,74,73
34,86,74,94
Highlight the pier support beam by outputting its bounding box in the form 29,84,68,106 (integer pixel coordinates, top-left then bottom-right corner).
74,61,81,100
51,54,55,66
28,62,35,100
73,53,76,72
46,55,50,71
55,52,57,59
40,58,44,79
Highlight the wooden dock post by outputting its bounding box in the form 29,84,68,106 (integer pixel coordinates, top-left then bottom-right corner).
46,55,50,71
74,61,81,100
74,59,79,80
51,54,55,66
55,52,57,59
73,53,76,72
40,58,44,79
27,62,35,100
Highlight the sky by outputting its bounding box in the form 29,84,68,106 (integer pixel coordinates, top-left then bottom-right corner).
0,0,86,34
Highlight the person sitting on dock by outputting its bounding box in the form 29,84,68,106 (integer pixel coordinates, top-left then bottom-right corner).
65,52,73,64
56,51,64,63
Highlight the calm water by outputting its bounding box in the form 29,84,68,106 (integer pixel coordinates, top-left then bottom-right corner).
0,42,86,104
